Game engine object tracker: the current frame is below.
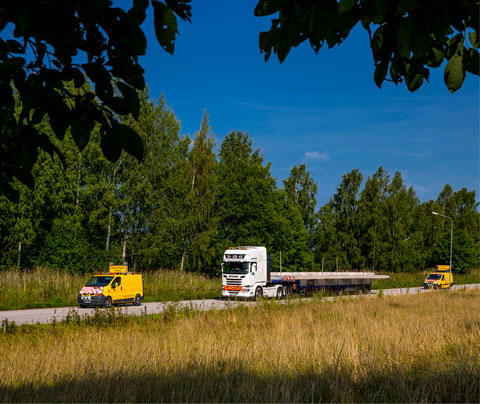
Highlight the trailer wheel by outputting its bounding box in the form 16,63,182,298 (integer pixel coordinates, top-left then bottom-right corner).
254,287,263,301
134,294,142,306
276,286,284,300
103,296,112,308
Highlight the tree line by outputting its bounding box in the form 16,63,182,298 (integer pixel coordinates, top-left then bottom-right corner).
0,91,478,274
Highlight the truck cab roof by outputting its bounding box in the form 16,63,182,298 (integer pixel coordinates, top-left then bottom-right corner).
223,246,266,261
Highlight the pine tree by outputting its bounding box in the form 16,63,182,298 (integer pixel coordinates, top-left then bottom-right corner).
215,130,309,271
381,172,424,272
179,111,217,272
216,131,276,247
116,92,189,270
331,168,363,269
314,202,337,271
358,166,390,270
268,189,310,271
283,164,318,248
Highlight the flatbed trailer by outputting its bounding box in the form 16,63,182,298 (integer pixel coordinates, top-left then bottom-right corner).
222,246,389,300
270,271,389,294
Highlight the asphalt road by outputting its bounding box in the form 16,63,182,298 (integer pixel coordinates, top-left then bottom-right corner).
2,284,479,326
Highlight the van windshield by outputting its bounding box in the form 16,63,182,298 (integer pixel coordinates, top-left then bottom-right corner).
86,276,114,286
426,274,441,280
223,262,249,275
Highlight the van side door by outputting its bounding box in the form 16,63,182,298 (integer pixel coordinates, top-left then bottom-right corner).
110,276,124,302
123,276,135,302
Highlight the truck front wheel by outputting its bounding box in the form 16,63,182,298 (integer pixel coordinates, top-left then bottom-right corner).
103,296,112,308
254,287,263,301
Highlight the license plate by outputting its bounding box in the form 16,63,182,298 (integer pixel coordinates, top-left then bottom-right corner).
224,285,242,291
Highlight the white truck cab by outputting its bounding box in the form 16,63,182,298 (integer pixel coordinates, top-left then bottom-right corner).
222,246,282,300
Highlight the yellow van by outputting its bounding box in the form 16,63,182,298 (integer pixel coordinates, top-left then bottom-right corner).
78,263,144,308
424,265,453,289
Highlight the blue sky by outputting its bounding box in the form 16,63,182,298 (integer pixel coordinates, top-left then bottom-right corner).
139,0,479,206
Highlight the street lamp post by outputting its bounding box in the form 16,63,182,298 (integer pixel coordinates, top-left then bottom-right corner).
432,211,453,289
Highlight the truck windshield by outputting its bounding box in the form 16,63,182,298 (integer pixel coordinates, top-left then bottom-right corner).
426,274,442,280
86,276,114,286
223,262,249,274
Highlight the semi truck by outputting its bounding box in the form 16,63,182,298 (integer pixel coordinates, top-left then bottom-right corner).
222,246,389,300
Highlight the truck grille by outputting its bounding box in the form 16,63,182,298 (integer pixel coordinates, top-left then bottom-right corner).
225,278,243,286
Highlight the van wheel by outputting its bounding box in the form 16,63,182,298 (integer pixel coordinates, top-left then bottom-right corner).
254,287,263,301
103,296,112,308
276,286,284,300
134,294,142,306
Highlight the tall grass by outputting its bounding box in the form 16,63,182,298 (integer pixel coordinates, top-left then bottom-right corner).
0,290,478,402
0,268,87,310
0,268,220,311
144,269,220,302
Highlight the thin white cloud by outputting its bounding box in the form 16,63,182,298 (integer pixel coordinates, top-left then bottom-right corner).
304,151,330,162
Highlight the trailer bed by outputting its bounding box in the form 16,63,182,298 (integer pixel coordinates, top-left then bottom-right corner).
268,272,389,293
270,272,389,281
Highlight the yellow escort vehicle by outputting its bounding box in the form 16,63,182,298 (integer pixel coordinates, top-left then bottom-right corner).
424,265,453,289
78,263,144,308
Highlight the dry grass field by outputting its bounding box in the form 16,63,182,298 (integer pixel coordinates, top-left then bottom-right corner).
0,289,478,402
